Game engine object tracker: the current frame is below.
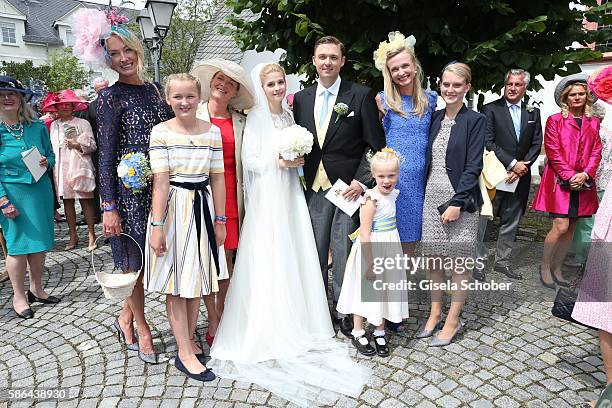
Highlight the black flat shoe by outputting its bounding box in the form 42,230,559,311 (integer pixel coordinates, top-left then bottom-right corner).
539,266,556,290
351,333,376,356
174,356,215,382
27,290,61,304
494,265,522,280
15,308,34,319
373,334,390,357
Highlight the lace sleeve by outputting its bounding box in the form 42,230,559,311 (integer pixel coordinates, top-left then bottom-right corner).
97,88,121,202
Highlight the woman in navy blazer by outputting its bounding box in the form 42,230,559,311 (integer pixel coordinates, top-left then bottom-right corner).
417,63,485,347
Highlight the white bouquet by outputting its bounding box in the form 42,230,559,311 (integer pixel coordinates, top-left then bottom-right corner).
277,124,314,188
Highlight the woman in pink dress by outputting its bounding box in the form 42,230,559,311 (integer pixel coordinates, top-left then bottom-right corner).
43,90,97,250
532,74,602,288
572,175,612,400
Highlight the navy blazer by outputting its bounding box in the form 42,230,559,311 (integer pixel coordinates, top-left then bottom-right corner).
425,105,486,212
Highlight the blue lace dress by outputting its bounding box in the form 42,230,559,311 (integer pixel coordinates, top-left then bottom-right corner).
379,90,437,242
97,81,174,271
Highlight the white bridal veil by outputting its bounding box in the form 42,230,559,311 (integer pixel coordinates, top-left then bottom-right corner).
207,63,372,407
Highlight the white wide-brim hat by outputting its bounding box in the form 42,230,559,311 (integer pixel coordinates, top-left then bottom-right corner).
191,58,255,110
554,73,597,107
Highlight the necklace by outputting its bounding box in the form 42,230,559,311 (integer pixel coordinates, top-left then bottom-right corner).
2,121,24,141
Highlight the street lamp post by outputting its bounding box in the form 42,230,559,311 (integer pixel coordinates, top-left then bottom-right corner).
137,0,177,83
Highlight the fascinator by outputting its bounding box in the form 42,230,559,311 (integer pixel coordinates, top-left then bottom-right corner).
72,2,132,66
373,32,417,72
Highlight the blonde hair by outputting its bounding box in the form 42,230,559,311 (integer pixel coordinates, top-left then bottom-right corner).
383,48,429,117
560,83,594,118
106,31,146,81
442,62,472,85
259,63,286,84
370,147,402,173
164,73,202,98
0,93,36,125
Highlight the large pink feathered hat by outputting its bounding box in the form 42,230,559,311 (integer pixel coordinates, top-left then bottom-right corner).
71,2,131,67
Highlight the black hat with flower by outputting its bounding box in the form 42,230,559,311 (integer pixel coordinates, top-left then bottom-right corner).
0,75,34,101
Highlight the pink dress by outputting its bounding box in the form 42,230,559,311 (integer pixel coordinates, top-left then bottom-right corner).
49,117,97,199
571,177,612,333
532,113,602,216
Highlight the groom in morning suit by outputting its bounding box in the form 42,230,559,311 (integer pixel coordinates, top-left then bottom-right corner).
475,69,543,281
293,36,386,336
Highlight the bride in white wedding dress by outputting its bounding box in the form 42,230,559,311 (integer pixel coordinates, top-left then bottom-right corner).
207,63,371,406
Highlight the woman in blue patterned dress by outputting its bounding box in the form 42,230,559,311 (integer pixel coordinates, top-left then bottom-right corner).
96,29,173,363
374,32,436,243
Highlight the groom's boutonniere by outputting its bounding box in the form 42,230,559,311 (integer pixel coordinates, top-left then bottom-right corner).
525,104,535,113
333,103,349,124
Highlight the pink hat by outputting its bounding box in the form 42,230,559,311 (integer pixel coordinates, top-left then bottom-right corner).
42,89,88,113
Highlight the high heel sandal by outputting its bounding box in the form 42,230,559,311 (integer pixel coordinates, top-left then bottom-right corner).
539,266,556,290
136,334,160,364
205,332,214,347
552,271,571,288
113,318,139,351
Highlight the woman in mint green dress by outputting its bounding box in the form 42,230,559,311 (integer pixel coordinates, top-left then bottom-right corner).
0,76,57,320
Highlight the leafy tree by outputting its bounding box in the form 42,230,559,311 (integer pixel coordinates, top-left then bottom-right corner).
223,0,611,99
159,0,218,78
0,60,50,88
45,49,89,92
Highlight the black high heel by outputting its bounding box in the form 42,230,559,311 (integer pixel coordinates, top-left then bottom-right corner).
539,266,556,290
113,318,139,351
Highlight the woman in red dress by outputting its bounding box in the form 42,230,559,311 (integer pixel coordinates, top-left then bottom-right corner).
192,59,254,346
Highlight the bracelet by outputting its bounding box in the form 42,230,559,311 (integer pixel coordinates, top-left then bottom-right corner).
214,215,227,223
0,201,11,210
102,204,117,212
150,220,164,227
214,220,226,225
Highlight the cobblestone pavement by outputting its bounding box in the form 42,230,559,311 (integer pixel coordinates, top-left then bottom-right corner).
0,218,606,407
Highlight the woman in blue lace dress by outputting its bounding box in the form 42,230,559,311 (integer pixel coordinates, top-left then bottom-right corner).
96,29,173,363
374,32,436,243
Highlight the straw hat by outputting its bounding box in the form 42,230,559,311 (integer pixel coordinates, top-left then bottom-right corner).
554,73,597,107
191,58,255,110
42,89,89,113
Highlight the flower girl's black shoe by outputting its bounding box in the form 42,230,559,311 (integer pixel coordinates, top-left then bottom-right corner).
351,333,376,356
373,334,390,357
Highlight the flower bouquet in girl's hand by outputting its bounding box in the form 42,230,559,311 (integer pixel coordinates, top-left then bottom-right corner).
117,152,152,193
277,124,314,189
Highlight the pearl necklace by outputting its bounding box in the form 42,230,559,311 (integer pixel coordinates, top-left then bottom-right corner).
2,121,24,141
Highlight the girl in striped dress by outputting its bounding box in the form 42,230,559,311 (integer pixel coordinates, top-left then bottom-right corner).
145,73,227,382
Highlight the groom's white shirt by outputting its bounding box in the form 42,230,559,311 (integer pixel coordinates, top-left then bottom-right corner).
314,76,341,127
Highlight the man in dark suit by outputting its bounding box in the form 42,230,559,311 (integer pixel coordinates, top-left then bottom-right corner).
476,69,543,281
293,36,385,341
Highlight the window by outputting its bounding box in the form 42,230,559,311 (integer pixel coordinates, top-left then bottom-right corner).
0,22,16,44
65,29,74,47
597,0,611,51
